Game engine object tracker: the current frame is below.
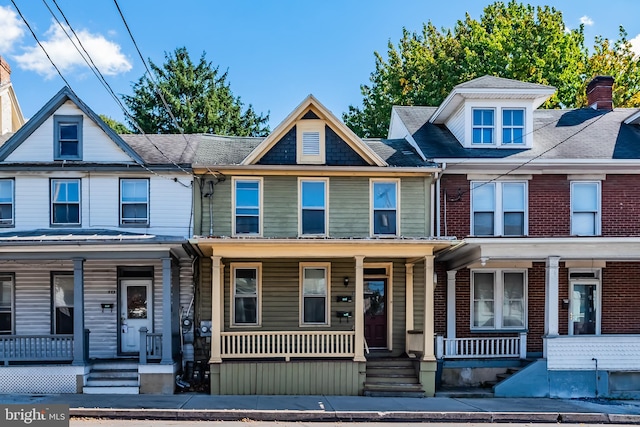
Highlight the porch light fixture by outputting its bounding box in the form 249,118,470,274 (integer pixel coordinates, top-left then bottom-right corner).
343,277,349,287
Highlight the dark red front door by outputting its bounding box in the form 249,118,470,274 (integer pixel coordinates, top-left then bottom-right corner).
364,279,387,348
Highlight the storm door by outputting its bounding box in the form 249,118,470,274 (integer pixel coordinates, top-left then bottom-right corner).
364,279,387,348
569,280,599,335
120,279,152,353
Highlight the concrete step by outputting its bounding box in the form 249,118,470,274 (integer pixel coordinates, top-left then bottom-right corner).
366,366,415,376
89,369,138,380
435,387,494,398
364,383,424,398
83,386,139,395
366,375,419,384
90,362,139,371
86,379,139,387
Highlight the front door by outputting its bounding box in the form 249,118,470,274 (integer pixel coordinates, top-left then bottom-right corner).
364,279,387,348
569,281,598,335
120,279,152,353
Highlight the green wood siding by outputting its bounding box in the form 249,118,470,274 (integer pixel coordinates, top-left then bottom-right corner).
401,177,431,237
329,177,370,237
205,178,232,236
263,176,297,237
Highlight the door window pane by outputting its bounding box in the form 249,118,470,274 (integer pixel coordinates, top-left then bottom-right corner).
127,285,147,319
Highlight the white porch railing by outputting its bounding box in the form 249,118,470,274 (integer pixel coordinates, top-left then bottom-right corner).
0,335,74,365
436,333,527,359
139,327,162,364
221,331,356,361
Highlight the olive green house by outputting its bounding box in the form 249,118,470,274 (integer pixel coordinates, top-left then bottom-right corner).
189,96,454,396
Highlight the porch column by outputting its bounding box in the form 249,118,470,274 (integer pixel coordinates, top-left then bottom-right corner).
210,256,223,364
446,270,457,340
405,263,414,331
544,256,561,357
160,257,173,364
422,255,436,361
72,258,85,365
354,255,366,362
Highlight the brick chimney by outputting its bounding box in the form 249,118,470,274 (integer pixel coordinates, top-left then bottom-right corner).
586,75,614,110
0,57,11,85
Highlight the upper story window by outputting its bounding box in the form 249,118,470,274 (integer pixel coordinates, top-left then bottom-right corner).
0,179,14,227
52,273,74,334
296,120,326,164
502,109,525,144
231,264,261,326
300,263,330,326
472,270,526,330
472,109,495,144
0,275,14,335
233,178,261,236
300,179,328,236
120,179,149,226
54,115,83,160
471,181,527,236
371,180,399,236
571,181,600,236
51,179,80,226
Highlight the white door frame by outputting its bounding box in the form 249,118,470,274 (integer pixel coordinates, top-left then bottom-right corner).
568,278,601,336
119,279,153,354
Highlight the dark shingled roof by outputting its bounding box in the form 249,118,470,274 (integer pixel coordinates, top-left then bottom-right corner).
393,106,640,160
120,134,198,165
454,75,555,91
364,138,435,167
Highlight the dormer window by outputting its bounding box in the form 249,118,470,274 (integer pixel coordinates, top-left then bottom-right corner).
502,109,524,144
296,120,325,164
472,109,495,144
54,115,83,160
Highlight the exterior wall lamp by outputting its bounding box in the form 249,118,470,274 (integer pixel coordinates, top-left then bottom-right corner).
343,277,349,287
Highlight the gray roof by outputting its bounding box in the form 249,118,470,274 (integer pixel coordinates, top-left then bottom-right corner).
0,228,184,244
192,134,263,166
121,134,197,165
454,75,555,91
394,106,640,160
364,138,434,167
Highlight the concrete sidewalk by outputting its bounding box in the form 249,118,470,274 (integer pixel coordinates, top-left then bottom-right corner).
1,393,639,423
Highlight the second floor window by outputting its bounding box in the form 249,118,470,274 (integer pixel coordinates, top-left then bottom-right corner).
471,181,527,236
234,179,261,235
0,179,14,226
51,179,80,225
0,275,13,335
121,179,149,225
54,116,82,160
472,109,494,144
502,109,525,144
300,179,327,235
372,180,398,235
571,181,600,236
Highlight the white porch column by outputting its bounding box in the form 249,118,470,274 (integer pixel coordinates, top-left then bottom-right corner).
544,256,561,357
405,263,415,331
160,257,174,364
354,255,366,362
422,255,436,361
72,258,85,365
210,256,223,364
446,270,457,340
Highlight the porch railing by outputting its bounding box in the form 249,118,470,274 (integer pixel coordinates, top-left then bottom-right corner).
436,333,527,359
139,327,162,364
0,335,74,365
221,331,356,361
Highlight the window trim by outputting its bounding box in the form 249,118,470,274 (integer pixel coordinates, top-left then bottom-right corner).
471,108,496,145
51,272,74,335
232,177,263,237
0,179,15,227
299,262,331,327
50,178,81,226
470,180,528,236
296,120,326,164
502,108,525,145
370,178,401,237
53,115,83,160
230,263,262,328
298,178,329,237
0,273,15,335
120,178,150,227
570,181,601,236
470,269,527,331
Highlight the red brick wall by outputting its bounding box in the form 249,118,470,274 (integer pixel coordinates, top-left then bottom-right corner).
602,175,640,236
434,264,447,335
440,174,471,238
601,262,640,333
527,263,546,353
528,175,571,237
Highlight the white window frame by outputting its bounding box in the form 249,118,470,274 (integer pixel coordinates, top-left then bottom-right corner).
568,269,601,336
232,177,263,236
298,178,329,236
502,108,525,145
120,179,149,226
472,108,495,145
53,115,83,160
296,120,326,164
230,263,262,327
570,181,601,236
299,262,331,327
370,178,400,237
52,273,74,335
471,181,528,236
0,274,14,335
0,179,14,227
471,269,527,331
51,178,81,226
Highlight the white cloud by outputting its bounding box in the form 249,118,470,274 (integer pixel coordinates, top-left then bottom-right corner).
630,34,640,57
0,5,25,52
580,16,594,26
13,21,132,79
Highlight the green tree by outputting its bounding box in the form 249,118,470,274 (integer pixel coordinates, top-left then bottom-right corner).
99,114,131,134
344,1,587,137
124,47,269,136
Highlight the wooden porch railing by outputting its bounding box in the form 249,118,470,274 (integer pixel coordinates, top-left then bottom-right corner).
139,327,162,364
221,331,356,361
436,333,527,359
0,335,74,365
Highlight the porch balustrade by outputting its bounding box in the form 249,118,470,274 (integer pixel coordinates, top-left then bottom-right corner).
221,331,356,361
139,327,162,364
436,333,527,359
0,335,74,365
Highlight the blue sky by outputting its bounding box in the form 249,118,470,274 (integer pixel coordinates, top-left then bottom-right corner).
1,1,639,130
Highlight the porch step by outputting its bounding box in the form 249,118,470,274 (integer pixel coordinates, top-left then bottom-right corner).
435,387,495,398
364,358,424,398
83,386,140,395
84,361,139,394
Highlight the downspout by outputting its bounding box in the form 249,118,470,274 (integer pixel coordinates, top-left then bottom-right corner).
436,162,446,237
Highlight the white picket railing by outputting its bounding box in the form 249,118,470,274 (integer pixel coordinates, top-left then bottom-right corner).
436,333,527,359
221,331,355,361
0,335,74,365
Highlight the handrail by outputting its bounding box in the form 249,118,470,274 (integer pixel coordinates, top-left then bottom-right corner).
0,335,74,365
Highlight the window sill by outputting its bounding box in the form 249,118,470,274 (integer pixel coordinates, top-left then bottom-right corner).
470,328,528,334
50,224,81,228
120,223,150,228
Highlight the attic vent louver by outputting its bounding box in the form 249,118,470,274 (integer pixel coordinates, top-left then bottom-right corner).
302,131,320,155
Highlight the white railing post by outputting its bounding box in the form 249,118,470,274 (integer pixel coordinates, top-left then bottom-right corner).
139,327,148,364
436,335,444,359
519,332,527,359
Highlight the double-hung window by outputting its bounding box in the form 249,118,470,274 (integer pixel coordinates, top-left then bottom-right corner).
300,263,329,325
502,109,524,144
0,275,14,335
233,178,261,235
231,265,260,326
471,181,526,236
0,179,14,226
571,181,600,236
472,270,526,330
121,179,149,225
371,180,399,236
472,109,495,144
52,274,74,334
51,179,81,225
300,179,327,236
54,116,82,160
